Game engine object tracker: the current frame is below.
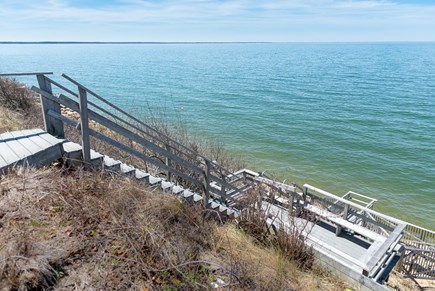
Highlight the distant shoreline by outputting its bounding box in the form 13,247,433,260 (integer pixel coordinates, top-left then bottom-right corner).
1,41,434,45
0,41,268,45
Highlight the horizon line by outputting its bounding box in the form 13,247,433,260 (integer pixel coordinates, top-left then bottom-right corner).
1,41,435,45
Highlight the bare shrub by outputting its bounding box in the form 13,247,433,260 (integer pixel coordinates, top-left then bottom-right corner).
0,77,34,112
236,184,315,271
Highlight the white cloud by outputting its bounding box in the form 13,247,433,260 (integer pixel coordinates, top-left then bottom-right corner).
0,0,434,41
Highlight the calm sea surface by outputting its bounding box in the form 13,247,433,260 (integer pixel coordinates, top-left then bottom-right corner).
1,43,434,228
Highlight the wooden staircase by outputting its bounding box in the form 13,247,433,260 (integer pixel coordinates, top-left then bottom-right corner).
60,139,240,218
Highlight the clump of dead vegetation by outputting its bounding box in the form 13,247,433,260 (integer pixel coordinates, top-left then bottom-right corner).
236,186,316,271
0,167,346,290
0,77,43,132
0,77,34,112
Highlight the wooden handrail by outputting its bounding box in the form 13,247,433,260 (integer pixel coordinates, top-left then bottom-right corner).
0,72,53,76
33,86,240,196
303,184,405,225
59,73,236,178
46,109,203,186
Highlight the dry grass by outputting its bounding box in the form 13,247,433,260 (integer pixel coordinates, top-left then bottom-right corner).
0,77,43,132
0,166,349,290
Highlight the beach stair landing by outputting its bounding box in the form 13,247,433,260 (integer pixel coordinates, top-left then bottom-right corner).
0,129,64,173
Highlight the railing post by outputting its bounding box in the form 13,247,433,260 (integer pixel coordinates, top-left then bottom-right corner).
78,86,91,165
342,203,349,219
221,175,227,205
302,186,308,206
36,74,64,138
165,144,172,181
203,160,211,208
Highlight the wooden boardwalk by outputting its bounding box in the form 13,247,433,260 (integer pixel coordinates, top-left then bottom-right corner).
0,129,64,173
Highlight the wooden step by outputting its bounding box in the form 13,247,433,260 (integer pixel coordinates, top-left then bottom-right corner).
62,141,82,163
120,163,135,175
135,169,150,181
161,181,174,192
103,156,121,171
172,185,184,195
0,129,63,173
148,175,162,186
90,150,104,167
61,141,103,167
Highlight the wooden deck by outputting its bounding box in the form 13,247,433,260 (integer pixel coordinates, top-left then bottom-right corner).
0,129,64,173
263,201,402,289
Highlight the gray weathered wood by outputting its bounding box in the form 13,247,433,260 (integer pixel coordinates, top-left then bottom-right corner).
363,223,406,276
304,204,385,242
37,75,64,138
0,129,63,173
33,86,240,194
60,73,234,177
0,132,33,158
36,88,240,194
78,86,91,165
204,160,211,208
0,72,53,76
47,108,203,187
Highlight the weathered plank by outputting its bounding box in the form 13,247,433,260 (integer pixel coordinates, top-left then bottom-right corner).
0,129,63,172
363,223,406,276
8,130,53,150
0,72,53,76
0,147,9,169
0,132,34,159
37,75,64,138
35,86,237,191
303,184,405,225
58,74,234,177
39,90,240,194
304,204,385,242
78,86,91,165
8,131,44,152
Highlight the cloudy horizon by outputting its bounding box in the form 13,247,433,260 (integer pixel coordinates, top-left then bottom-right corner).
1,0,435,42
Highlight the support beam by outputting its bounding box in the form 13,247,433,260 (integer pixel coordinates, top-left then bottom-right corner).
36,74,64,138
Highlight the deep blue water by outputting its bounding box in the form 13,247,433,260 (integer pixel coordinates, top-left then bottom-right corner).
0,43,434,228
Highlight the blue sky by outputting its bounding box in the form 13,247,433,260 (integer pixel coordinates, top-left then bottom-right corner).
1,0,434,42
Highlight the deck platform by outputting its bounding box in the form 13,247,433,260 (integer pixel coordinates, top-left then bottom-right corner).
264,202,393,290
0,129,64,173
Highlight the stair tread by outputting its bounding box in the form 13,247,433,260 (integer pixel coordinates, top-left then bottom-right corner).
148,175,162,185
161,181,174,190
62,141,82,153
135,169,149,180
120,163,135,173
172,185,184,194
103,156,121,167
90,150,103,160
193,194,203,202
183,190,194,198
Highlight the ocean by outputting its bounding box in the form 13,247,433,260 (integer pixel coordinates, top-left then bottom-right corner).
0,43,434,228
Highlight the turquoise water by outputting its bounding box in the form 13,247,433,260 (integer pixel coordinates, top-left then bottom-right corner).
0,43,434,228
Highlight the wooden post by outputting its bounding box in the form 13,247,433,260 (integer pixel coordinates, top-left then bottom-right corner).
289,192,294,216
336,203,349,236
220,173,227,204
37,74,64,138
203,160,211,208
165,144,172,181
78,86,91,165
342,203,349,219
302,186,308,206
